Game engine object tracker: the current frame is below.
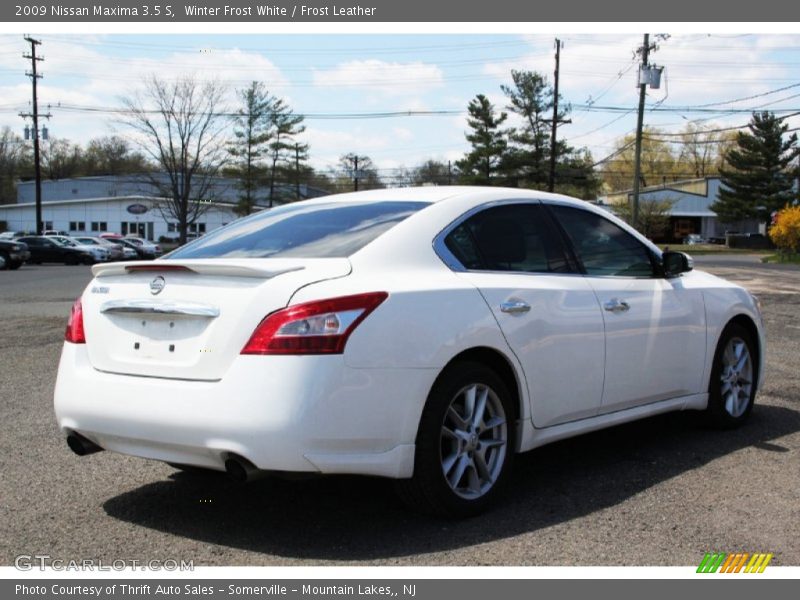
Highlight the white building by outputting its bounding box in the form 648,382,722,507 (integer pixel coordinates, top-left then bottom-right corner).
0,174,329,240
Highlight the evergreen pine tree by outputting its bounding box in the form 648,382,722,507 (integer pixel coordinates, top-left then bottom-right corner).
228,82,275,216
501,70,553,187
712,111,799,224
267,99,306,207
456,94,508,185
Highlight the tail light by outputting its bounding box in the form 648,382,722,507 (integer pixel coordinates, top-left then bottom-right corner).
241,292,388,355
65,298,86,344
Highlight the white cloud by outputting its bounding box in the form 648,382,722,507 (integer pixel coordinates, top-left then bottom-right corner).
392,127,414,142
312,59,444,96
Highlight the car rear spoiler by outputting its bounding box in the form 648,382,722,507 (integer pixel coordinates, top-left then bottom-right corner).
91,261,305,279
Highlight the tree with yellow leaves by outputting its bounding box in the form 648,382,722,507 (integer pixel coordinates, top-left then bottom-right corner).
769,205,800,255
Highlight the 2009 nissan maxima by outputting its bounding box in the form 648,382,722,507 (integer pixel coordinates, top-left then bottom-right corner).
54,187,764,517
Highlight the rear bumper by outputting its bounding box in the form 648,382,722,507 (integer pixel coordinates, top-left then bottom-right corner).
54,343,436,478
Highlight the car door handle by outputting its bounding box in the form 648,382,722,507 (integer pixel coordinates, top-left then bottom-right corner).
500,301,531,314
603,298,630,313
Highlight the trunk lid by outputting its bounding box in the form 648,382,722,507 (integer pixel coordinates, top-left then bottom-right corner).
81,258,351,381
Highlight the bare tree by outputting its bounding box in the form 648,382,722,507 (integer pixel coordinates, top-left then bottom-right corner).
84,135,149,176
678,123,725,179
614,197,675,240
120,75,228,244
0,127,32,204
338,153,383,191
40,138,83,180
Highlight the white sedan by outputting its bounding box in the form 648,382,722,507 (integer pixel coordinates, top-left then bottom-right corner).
54,187,764,517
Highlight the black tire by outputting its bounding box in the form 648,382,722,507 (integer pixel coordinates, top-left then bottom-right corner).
8,261,22,270
0,252,8,270
396,361,515,518
704,323,758,429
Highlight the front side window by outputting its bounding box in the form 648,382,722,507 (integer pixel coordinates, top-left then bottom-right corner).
548,205,655,277
170,200,430,259
443,203,572,274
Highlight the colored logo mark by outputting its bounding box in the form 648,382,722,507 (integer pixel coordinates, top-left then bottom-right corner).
697,552,773,573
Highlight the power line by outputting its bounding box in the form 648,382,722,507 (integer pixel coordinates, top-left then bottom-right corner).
685,82,800,108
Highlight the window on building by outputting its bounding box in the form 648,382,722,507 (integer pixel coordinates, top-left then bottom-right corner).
91,222,107,232
69,221,86,232
198,223,206,234
43,221,53,230
167,223,177,233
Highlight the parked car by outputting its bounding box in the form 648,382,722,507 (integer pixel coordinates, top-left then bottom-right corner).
0,239,30,270
43,230,70,237
48,236,111,263
17,236,93,265
111,242,139,261
0,231,27,240
115,238,154,260
55,187,764,517
683,234,706,245
122,236,163,258
73,237,124,261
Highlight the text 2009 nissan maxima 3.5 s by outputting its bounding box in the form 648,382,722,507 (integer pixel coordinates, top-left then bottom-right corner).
55,187,764,517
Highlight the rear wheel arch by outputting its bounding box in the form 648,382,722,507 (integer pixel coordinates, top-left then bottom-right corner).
398,351,520,516
435,346,523,438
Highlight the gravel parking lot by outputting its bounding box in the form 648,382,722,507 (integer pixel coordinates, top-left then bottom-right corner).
1,258,798,566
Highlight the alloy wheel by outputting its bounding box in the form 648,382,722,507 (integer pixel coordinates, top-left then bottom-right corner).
439,383,508,499
719,336,753,418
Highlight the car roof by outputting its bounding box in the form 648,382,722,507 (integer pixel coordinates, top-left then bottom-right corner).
298,186,588,207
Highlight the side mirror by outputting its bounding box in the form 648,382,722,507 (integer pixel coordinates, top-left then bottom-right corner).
662,251,693,278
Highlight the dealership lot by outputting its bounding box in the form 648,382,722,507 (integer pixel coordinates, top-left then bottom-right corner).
1,258,798,566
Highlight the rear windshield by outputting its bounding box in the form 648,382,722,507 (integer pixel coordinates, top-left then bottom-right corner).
169,200,430,259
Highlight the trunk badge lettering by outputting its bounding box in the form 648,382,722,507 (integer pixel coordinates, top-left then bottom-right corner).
150,276,166,295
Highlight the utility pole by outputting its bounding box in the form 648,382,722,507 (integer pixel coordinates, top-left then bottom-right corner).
448,160,452,185
20,36,50,235
548,38,562,193
353,155,359,191
631,33,651,231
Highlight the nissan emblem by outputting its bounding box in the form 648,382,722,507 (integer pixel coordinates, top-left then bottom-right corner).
150,276,166,295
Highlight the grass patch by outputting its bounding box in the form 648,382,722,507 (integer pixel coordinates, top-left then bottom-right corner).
658,244,767,255
761,253,800,265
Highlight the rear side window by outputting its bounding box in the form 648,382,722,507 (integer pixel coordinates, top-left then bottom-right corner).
444,204,573,274
548,205,655,277
170,201,429,259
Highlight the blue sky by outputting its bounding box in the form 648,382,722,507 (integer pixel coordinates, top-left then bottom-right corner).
1,33,799,182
